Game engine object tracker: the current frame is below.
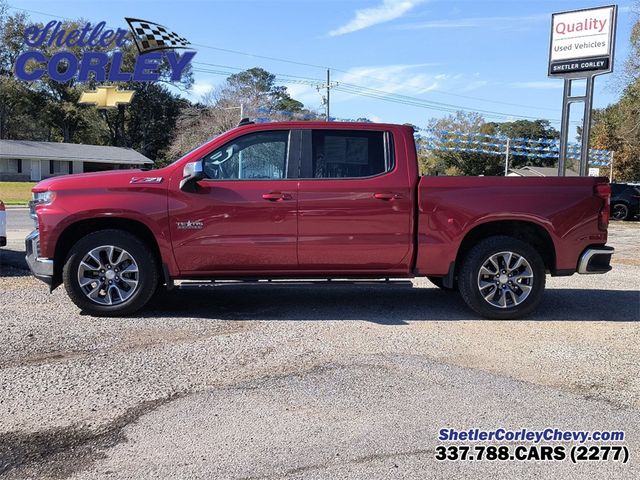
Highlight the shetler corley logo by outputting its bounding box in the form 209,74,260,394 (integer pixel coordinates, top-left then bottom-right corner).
14,18,195,83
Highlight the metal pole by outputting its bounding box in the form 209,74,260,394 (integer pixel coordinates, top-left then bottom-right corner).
609,151,614,182
579,76,595,176
326,69,330,121
558,78,571,176
504,138,510,176
238,105,244,177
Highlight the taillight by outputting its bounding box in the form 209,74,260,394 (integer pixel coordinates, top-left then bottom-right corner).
595,183,610,231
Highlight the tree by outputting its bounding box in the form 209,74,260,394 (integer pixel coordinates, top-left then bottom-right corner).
167,67,316,158
485,119,558,141
0,6,50,140
591,11,640,182
482,119,560,169
221,68,304,115
0,2,193,163
419,111,503,176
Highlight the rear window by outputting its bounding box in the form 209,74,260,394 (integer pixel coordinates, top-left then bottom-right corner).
308,130,389,179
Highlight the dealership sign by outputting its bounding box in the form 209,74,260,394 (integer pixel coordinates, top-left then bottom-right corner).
14,18,195,83
548,5,617,76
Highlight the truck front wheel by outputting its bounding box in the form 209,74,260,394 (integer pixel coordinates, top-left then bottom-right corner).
63,230,159,316
458,236,546,319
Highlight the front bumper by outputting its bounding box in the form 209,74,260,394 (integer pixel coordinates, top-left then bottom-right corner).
577,246,614,274
25,230,54,285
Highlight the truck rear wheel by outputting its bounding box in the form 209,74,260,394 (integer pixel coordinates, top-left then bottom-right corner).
63,229,159,317
458,236,545,319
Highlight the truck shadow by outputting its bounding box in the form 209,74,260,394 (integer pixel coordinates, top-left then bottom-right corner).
140,282,640,324
0,248,29,275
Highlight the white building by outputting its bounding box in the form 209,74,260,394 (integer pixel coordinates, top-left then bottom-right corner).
0,140,153,181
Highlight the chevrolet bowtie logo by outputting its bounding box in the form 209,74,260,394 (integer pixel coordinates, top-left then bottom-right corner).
79,86,135,108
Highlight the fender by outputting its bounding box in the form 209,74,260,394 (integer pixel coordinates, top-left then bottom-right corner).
40,205,179,277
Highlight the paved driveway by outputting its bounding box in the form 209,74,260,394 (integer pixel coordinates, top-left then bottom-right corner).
0,220,638,479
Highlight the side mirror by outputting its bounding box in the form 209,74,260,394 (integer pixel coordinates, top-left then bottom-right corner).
179,160,205,192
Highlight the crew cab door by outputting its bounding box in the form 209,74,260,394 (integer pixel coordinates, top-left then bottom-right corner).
169,129,299,274
297,128,413,273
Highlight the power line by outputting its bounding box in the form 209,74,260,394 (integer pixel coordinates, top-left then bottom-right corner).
7,3,573,124
190,43,329,70
193,65,561,122
5,5,69,20
333,83,554,121
329,66,559,113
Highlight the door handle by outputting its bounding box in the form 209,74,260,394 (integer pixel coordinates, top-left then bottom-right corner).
374,192,401,200
262,192,292,201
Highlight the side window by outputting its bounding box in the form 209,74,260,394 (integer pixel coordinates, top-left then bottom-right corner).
308,130,389,179
203,130,289,180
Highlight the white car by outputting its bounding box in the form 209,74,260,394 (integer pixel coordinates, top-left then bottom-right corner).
0,200,6,247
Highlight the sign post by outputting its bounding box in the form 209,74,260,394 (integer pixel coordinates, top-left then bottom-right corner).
548,5,617,176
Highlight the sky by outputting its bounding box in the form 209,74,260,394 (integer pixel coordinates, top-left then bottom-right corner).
7,0,639,129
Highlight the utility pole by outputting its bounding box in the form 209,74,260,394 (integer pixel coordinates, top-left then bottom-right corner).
504,138,511,176
222,104,244,122
609,151,614,182
317,69,338,122
326,69,330,121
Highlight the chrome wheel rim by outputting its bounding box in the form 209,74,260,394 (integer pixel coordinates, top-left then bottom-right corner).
612,204,628,220
77,245,139,306
477,251,533,309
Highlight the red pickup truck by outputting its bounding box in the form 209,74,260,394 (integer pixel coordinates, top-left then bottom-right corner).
27,121,614,319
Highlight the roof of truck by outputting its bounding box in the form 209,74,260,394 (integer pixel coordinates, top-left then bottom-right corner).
237,121,413,130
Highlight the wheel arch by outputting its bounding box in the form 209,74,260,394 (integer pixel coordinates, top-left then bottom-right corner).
53,218,164,289
456,220,556,274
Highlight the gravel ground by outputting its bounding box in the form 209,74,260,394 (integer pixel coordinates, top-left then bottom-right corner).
0,221,638,479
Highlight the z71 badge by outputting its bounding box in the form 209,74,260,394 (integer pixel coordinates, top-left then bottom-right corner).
176,220,203,230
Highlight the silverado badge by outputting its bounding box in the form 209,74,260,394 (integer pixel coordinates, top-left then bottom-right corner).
176,220,204,230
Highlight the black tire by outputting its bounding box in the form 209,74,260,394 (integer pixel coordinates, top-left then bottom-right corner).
63,229,159,317
611,202,630,221
458,236,546,320
427,276,457,291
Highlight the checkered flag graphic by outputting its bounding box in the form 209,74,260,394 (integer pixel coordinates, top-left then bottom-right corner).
125,18,190,53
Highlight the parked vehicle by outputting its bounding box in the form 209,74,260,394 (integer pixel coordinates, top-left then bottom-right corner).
0,200,6,247
26,121,614,319
610,183,640,221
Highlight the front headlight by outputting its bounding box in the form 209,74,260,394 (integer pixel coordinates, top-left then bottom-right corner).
32,191,55,204
30,191,55,222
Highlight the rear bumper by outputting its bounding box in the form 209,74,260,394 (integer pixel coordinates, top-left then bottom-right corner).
577,246,614,274
25,230,54,285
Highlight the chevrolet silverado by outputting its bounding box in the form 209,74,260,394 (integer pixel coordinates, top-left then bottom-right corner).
26,121,614,319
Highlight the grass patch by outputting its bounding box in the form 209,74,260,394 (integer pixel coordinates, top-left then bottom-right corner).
0,182,36,205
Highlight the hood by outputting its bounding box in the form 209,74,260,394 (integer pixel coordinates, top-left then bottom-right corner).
32,167,172,193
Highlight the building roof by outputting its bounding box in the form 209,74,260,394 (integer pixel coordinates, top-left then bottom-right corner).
508,166,578,177
0,140,153,165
